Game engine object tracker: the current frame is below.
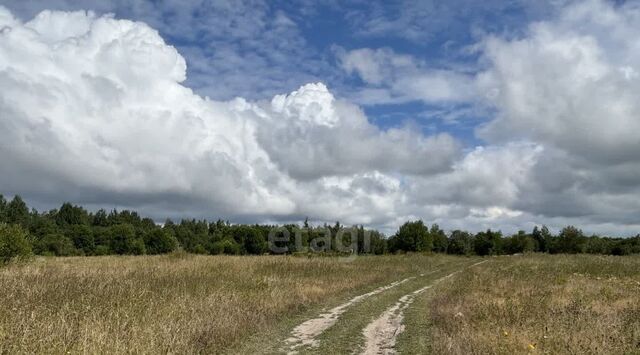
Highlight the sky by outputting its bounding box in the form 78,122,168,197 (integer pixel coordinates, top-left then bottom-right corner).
1,0,640,236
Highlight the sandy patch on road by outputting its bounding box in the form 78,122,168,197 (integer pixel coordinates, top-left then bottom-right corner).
285,271,438,353
361,260,488,355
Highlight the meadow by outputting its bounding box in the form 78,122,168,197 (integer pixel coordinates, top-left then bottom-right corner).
0,253,461,353
1,253,638,354
399,254,640,354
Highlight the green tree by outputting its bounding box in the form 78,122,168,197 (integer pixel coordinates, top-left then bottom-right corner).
389,220,432,252
36,234,76,256
6,195,29,227
109,224,145,255
0,194,7,223
447,230,473,255
28,215,59,240
67,224,95,255
555,226,585,254
210,238,241,255
144,229,179,254
430,224,448,253
474,229,503,256
229,225,267,254
56,203,89,226
91,209,109,227
503,231,536,254
0,223,32,263
532,226,547,252
585,236,610,254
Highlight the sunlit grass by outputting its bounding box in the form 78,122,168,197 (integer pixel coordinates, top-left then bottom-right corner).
0,253,458,353
404,254,640,354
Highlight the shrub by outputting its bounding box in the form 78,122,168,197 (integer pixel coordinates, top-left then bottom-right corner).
389,220,432,252
473,229,503,256
110,224,145,255
210,238,241,255
144,229,179,254
554,226,586,254
130,238,146,255
94,245,112,256
0,223,32,263
36,234,77,256
447,230,473,255
67,224,95,255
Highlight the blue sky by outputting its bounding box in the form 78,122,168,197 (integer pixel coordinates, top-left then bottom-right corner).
1,0,563,145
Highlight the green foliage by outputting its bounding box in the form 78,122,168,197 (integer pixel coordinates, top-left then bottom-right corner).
0,195,638,259
6,195,29,227
92,209,109,227
0,223,32,263
552,226,586,254
532,226,549,252
130,238,147,255
94,245,111,256
229,225,267,254
56,203,89,226
447,230,473,255
210,238,241,255
431,224,448,253
109,224,145,255
37,234,76,256
67,224,95,255
0,194,7,223
389,220,432,252
473,229,503,256
144,229,179,254
170,220,209,253
503,231,536,254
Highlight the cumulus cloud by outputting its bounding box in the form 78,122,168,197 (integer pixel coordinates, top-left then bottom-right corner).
335,47,477,105
0,7,461,228
256,84,460,179
1,0,331,101
474,0,640,228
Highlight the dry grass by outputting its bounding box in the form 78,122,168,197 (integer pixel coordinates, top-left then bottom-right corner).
0,253,456,354
422,254,640,354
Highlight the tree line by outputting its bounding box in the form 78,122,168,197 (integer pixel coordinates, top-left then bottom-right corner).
387,220,640,256
1,195,639,263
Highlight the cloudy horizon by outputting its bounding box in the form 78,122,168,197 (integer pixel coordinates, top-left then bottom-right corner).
1,0,640,236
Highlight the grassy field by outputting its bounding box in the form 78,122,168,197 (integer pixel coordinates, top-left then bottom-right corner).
0,253,463,354
398,254,640,354
1,254,639,354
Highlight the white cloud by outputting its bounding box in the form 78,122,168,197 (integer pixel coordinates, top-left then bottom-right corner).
348,0,563,43
336,47,477,105
0,0,332,101
471,0,640,230
0,7,460,228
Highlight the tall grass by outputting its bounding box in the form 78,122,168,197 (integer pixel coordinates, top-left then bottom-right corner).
422,254,640,354
0,253,458,353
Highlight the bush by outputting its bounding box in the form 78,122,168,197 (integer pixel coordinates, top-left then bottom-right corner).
110,224,145,255
553,226,585,254
36,234,77,256
94,245,112,256
144,229,179,254
473,230,503,256
130,238,146,255
0,223,32,263
210,238,241,255
447,230,473,255
389,220,431,252
67,224,95,255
